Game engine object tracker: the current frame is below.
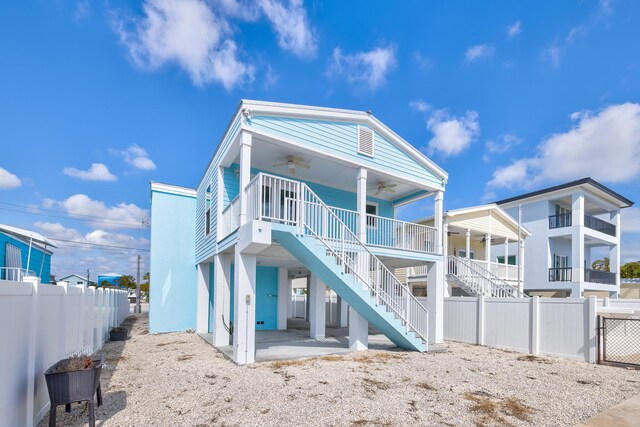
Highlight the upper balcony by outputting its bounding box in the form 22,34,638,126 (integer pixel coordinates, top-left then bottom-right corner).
221,173,440,255
0,267,37,283
548,210,616,237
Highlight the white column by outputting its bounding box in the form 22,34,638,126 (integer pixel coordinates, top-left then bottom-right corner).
216,166,225,237
611,209,621,296
484,233,492,264
503,238,509,265
232,250,256,364
308,274,326,339
356,168,368,241
572,192,585,227
287,278,293,317
434,190,444,255
426,261,444,343
196,262,210,334
465,228,471,258
277,268,288,330
349,307,368,350
337,296,349,327
213,254,231,346
519,238,525,296
238,131,252,226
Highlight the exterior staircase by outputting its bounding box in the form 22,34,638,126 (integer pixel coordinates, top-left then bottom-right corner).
446,256,528,298
246,173,429,351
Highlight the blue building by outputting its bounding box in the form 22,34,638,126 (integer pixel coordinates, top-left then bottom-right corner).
150,100,448,364
0,224,56,284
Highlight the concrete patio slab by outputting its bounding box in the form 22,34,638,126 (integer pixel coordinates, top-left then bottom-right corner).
574,394,640,427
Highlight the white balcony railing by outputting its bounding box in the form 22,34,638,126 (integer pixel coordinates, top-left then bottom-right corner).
0,267,38,282
236,172,439,254
366,214,437,253
221,195,240,238
471,260,520,281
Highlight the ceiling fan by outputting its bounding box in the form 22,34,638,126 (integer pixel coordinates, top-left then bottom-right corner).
272,155,310,175
370,182,397,195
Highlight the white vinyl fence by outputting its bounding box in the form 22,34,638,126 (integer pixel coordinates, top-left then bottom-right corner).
0,278,129,427
444,296,598,363
290,294,339,323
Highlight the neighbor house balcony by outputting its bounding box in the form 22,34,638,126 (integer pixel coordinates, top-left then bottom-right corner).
221,173,440,255
0,267,37,283
549,267,572,282
549,213,572,229
584,214,616,237
584,268,616,285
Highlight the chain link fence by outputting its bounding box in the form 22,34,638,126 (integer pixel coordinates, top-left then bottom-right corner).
600,316,640,367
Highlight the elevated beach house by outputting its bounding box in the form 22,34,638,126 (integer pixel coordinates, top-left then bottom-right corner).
150,100,448,364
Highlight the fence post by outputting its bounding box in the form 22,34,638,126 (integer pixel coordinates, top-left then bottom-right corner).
78,286,85,351
603,297,610,308
477,296,485,345
587,296,597,363
531,296,539,355
24,277,40,427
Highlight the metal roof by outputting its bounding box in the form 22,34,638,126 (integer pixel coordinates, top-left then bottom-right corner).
0,223,57,248
495,177,634,208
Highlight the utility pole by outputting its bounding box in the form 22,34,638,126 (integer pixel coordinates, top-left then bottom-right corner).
87,268,90,287
136,254,141,314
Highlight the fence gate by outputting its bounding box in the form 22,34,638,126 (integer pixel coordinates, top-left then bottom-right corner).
599,316,640,367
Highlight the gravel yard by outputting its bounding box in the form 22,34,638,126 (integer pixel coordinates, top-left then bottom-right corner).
41,312,640,427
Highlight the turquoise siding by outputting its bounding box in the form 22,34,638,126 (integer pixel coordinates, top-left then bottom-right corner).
223,166,240,208
208,262,214,333
0,232,51,284
195,115,243,264
150,190,197,333
249,116,443,189
256,266,278,330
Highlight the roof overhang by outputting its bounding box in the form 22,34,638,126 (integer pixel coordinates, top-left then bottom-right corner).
496,178,634,209
0,224,57,250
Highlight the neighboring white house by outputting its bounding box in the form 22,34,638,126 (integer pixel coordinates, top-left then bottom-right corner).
497,178,634,298
57,274,96,287
621,278,640,299
400,204,530,298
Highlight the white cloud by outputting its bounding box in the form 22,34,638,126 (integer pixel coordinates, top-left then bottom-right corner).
112,144,157,170
485,134,522,154
264,64,279,89
327,45,397,91
0,167,22,190
506,21,521,38
426,109,480,157
412,51,433,70
257,0,317,59
487,103,640,189
63,163,117,181
409,100,430,113
465,44,494,62
46,194,149,230
35,222,150,278
622,208,640,233
114,0,253,89
214,0,261,21
74,0,92,21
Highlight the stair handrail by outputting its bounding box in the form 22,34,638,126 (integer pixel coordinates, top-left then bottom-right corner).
448,256,528,298
300,183,429,343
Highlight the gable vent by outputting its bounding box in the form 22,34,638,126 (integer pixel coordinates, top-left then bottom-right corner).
358,126,374,157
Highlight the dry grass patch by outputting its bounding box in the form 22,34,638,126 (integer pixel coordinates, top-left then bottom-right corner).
464,391,535,425
516,354,553,364
353,352,405,364
363,378,390,393
416,382,437,391
271,359,310,369
177,354,195,361
156,340,188,347
351,419,394,427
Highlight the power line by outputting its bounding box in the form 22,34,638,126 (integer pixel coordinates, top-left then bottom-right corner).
50,238,150,252
0,206,147,228
0,201,147,225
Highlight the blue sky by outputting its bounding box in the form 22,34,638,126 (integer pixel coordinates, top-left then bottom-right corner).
1,0,639,278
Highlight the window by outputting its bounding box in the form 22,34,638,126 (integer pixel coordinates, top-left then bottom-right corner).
458,249,476,259
77,281,83,285
496,255,516,265
205,185,212,236
366,203,377,227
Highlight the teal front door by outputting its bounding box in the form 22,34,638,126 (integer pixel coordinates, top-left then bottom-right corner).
256,266,278,330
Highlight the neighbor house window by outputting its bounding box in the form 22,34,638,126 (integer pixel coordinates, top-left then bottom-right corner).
458,249,476,259
366,203,378,227
496,255,516,265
